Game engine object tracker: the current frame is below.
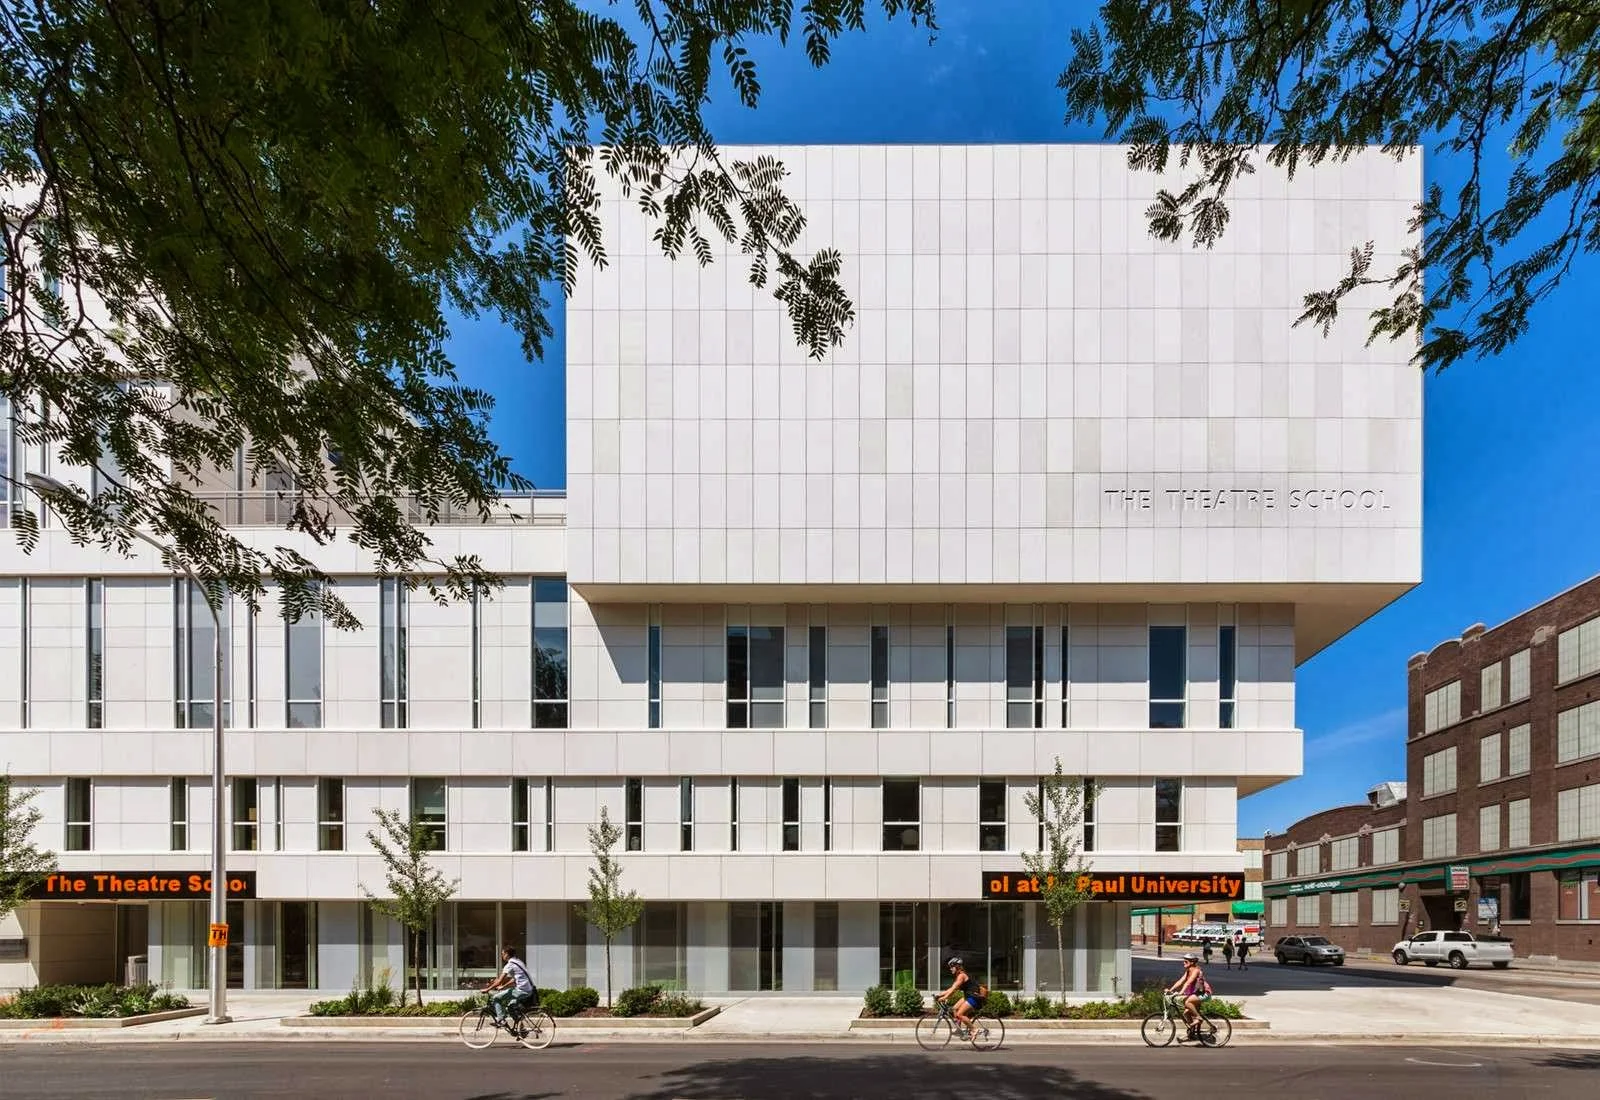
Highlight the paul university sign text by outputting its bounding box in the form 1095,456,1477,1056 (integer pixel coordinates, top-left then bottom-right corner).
982,871,1245,903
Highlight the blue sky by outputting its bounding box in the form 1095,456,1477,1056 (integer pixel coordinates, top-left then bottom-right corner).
448,1,1600,837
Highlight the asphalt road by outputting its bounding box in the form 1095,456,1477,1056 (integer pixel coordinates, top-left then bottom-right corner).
1133,950,1600,1005
5,1043,1598,1099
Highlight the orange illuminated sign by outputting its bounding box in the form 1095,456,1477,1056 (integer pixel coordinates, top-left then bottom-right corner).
30,872,257,900
982,871,1244,903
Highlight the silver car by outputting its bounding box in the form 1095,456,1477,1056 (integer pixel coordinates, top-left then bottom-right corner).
1274,934,1346,966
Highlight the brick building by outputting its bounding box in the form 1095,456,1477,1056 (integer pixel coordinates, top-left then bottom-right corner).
1265,574,1600,962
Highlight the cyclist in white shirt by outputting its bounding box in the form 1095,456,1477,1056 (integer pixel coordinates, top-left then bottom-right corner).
484,946,536,1023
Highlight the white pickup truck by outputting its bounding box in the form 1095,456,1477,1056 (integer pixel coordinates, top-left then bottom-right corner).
1391,930,1514,970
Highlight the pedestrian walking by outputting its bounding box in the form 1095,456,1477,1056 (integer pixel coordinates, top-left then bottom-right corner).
1235,932,1250,970
1202,941,1213,966
1221,936,1235,970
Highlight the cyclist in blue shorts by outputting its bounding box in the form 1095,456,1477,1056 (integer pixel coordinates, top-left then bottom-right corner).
935,955,986,1040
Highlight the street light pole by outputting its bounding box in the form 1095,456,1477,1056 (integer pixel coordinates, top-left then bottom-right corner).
25,473,229,1023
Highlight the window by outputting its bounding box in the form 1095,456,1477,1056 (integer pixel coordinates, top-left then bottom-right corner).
1558,783,1600,843
1423,681,1461,734
1329,836,1358,871
1060,624,1070,728
625,778,643,851
1479,804,1501,852
379,578,408,728
648,608,663,729
1508,649,1530,702
318,779,345,851
815,902,840,991
273,779,285,851
1421,813,1457,859
85,579,103,728
543,778,554,851
882,779,920,852
979,779,1006,851
726,625,784,728
175,579,231,729
1005,623,1043,728
947,619,957,729
822,778,833,852
410,778,446,851
729,777,739,851
1371,828,1400,865
65,778,91,851
1557,700,1600,764
470,584,482,729
1295,895,1320,926
231,777,258,851
680,778,694,852
1372,888,1399,925
1082,778,1097,852
1557,869,1600,921
1422,747,1458,797
782,778,800,852
1148,625,1186,728
1269,897,1288,927
512,778,532,852
169,778,188,851
1269,851,1288,880
1480,732,1502,784
1508,724,1531,775
1506,872,1532,920
285,587,322,729
1154,778,1182,851
1218,624,1237,728
533,578,569,728
16,577,25,729
1508,798,1531,848
1329,892,1357,926
809,623,826,729
1295,846,1320,876
871,624,890,729
1480,662,1503,711
1558,616,1600,684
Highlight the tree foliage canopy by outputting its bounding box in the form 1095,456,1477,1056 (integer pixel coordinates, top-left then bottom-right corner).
1022,759,1094,1001
579,805,643,1007
363,807,458,1005
0,0,933,625
1061,0,1600,372
0,773,55,923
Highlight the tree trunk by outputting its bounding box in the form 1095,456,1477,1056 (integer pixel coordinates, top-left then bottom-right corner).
605,938,613,1008
413,930,422,1008
1056,922,1066,1006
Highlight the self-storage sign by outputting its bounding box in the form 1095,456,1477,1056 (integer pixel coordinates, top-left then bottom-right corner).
982,871,1244,902
30,872,257,900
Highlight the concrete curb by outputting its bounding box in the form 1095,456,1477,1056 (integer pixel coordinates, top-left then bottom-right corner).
848,1016,1270,1031
282,1005,721,1031
0,1008,205,1030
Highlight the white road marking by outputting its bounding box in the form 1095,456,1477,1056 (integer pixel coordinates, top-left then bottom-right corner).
1404,1056,1484,1068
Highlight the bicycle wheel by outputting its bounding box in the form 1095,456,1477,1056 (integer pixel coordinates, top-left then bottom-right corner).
1140,1011,1176,1048
1199,1011,1232,1048
458,1008,498,1050
515,1010,556,1050
915,1013,954,1051
969,1012,1005,1052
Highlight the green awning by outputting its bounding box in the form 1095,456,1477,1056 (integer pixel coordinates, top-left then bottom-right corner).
1231,901,1264,917
1131,905,1195,916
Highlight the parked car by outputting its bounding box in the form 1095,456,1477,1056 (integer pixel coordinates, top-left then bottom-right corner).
1274,935,1346,966
1391,930,1514,970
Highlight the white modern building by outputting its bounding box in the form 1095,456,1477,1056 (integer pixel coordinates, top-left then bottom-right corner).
0,144,1421,997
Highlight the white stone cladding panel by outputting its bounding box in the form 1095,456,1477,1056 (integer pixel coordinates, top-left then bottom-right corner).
325,580,379,729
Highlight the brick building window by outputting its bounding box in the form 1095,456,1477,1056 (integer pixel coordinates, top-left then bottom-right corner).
1479,804,1500,852
1295,846,1319,877
1508,724,1531,775
1557,616,1600,684
1269,850,1287,879
1479,732,1502,784
1295,895,1320,926
1422,746,1457,797
1269,898,1288,926
1508,649,1531,702
1329,892,1357,926
1329,837,1358,871
1507,872,1532,920
1508,798,1531,848
1556,870,1600,921
1371,888,1399,925
1557,783,1600,843
1480,662,1503,711
1422,813,1457,859
1371,828,1400,865
1424,681,1461,734
1557,700,1600,765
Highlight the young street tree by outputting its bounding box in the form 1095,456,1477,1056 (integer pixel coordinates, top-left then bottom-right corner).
364,808,459,1008
0,775,55,924
579,806,644,1009
1060,1,1600,373
0,1,934,627
1022,759,1096,1003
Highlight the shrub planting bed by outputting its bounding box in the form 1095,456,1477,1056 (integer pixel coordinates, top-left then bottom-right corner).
306,983,706,1020
0,983,190,1020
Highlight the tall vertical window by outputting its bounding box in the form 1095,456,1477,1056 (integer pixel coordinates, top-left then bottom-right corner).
512,778,532,852
946,617,957,729
533,578,569,728
979,779,1006,851
379,578,408,728
1423,680,1462,734
65,778,91,851
1508,724,1531,775
544,778,555,851
175,579,231,729
1480,732,1503,784
679,778,694,851
318,778,345,851
782,778,801,851
1218,624,1237,729
1558,616,1600,684
1036,779,1046,850
1480,661,1503,711
1154,778,1182,851
822,778,833,851
1479,804,1501,852
285,587,322,729
169,778,188,851
1006,623,1044,728
410,778,446,851
726,625,785,728
625,778,643,851
231,777,258,851
1083,778,1097,852
871,624,890,728
730,778,740,851
273,779,285,851
1148,626,1187,728
19,578,29,728
1508,649,1531,702
85,579,104,728
470,583,482,729
809,624,827,729
648,608,663,729
246,604,257,728
1060,624,1071,728
1421,813,1458,859
1508,798,1531,848
882,779,920,851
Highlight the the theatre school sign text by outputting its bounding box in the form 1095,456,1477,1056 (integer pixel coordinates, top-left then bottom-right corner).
981,871,1244,903
31,872,257,900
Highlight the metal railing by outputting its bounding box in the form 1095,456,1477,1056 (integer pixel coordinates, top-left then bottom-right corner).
190,491,566,528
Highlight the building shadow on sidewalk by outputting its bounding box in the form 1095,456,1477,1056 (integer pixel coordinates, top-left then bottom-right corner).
618,1053,1148,1100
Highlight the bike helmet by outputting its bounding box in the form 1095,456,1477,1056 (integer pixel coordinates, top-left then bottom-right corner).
1182,953,1200,962
945,956,964,969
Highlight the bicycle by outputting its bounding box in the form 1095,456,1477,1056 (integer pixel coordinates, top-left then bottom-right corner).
915,996,1006,1052
1140,992,1231,1048
458,997,556,1051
